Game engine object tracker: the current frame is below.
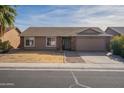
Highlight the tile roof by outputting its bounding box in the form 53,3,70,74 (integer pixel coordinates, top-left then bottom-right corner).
108,27,124,35
21,27,111,37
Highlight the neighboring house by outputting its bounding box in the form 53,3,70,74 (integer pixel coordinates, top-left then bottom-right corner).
0,27,21,49
20,27,111,51
106,27,124,36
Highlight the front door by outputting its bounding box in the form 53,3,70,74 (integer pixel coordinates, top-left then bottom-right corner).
62,37,71,50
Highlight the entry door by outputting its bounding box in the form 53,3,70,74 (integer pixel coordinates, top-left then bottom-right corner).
62,37,71,50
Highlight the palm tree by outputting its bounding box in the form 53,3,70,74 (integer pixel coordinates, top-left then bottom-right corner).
0,5,17,37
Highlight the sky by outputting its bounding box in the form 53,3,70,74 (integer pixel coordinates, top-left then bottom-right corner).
15,5,124,31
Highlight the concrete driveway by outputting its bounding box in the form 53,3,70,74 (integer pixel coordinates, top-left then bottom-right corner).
78,52,124,64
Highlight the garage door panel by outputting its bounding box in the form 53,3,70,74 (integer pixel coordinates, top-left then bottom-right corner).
76,37,106,51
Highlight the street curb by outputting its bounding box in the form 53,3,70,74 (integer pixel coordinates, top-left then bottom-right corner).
0,63,124,69
1,67,124,70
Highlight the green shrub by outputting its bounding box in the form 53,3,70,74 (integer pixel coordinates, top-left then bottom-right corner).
0,40,12,51
0,39,3,49
121,45,124,58
111,36,122,55
111,35,124,55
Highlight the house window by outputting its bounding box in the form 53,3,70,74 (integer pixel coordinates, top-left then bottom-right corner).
46,37,56,47
24,37,35,47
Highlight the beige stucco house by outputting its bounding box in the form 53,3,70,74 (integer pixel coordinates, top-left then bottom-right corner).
0,27,21,49
20,27,111,51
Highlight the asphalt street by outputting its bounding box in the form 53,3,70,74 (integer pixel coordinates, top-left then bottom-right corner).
0,69,124,88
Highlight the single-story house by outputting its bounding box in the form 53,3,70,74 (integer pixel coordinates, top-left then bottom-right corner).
20,27,111,51
105,27,124,36
0,27,21,49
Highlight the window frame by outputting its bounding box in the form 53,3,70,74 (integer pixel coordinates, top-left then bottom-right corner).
46,36,56,47
24,37,35,47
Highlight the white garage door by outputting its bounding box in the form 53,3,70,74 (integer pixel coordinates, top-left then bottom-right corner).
76,37,106,51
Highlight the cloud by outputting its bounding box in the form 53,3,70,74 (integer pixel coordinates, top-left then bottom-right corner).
72,6,124,29
15,5,124,31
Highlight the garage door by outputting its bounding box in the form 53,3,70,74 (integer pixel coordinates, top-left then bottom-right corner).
76,37,106,51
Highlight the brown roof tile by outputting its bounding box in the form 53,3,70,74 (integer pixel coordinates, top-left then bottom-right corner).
21,27,111,37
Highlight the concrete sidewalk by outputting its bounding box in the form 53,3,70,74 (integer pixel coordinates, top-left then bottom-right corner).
0,63,124,69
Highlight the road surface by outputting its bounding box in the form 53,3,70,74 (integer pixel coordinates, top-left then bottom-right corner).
0,68,124,88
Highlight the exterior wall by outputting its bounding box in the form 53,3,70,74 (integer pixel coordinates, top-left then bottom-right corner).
1,28,21,49
56,36,62,50
105,36,112,51
35,36,46,49
19,37,24,48
71,37,76,50
76,36,108,51
106,28,120,36
22,36,57,50
20,36,111,52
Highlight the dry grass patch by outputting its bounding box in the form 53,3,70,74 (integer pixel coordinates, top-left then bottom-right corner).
0,51,64,63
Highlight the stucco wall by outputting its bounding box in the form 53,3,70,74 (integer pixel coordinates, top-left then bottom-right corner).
21,36,111,51
71,37,76,50
22,36,57,50
56,36,62,50
35,36,46,49
19,37,24,48
1,29,20,49
105,36,111,51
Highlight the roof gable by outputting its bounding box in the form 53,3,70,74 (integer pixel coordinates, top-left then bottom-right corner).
77,28,101,35
108,27,124,35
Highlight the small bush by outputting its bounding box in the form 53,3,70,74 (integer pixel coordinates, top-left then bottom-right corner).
111,35,124,57
121,45,124,58
0,40,12,53
111,36,121,55
0,39,3,49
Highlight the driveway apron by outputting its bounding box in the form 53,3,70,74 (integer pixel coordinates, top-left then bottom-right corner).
64,51,85,63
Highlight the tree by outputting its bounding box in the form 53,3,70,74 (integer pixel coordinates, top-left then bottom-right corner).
0,5,17,37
